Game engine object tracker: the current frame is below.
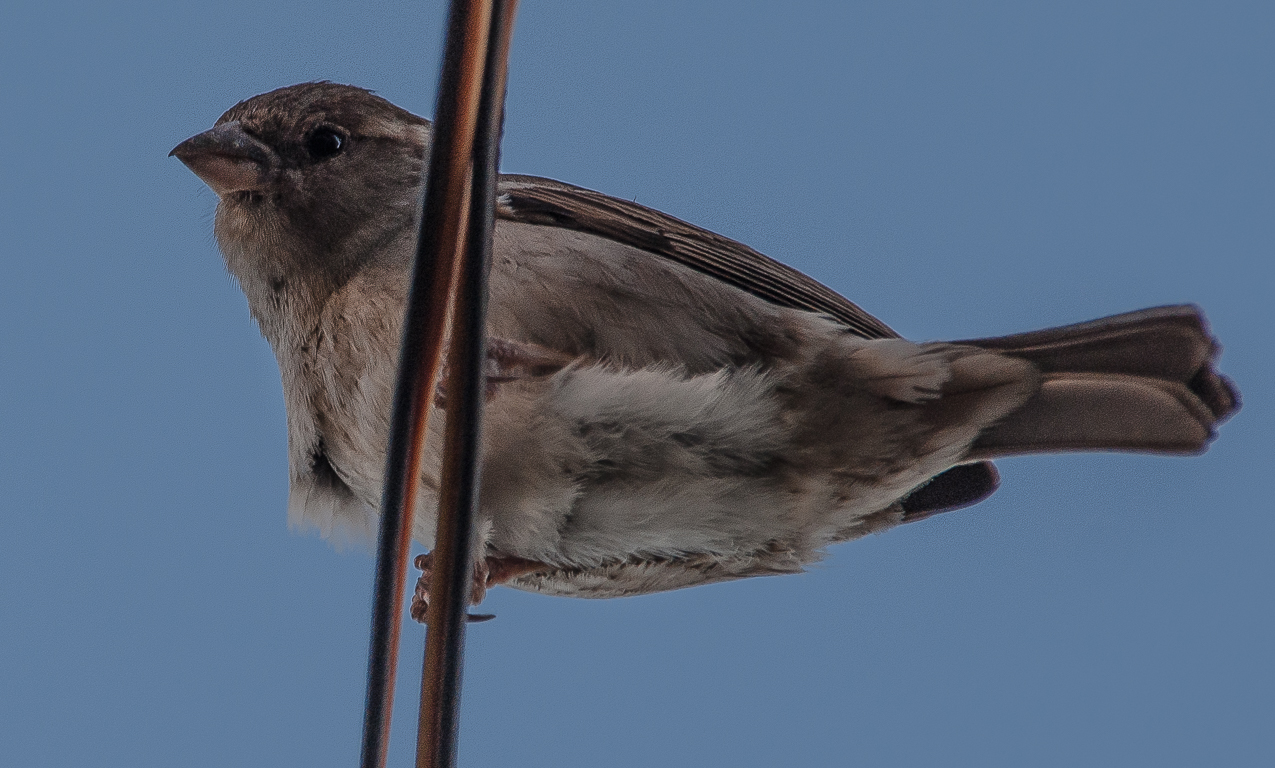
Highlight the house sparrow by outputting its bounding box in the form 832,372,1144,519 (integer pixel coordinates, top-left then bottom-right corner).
171,82,1238,610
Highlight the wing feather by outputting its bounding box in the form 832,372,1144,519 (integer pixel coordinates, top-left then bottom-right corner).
497,175,898,340
495,174,994,521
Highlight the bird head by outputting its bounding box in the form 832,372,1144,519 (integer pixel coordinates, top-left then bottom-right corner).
171,82,430,323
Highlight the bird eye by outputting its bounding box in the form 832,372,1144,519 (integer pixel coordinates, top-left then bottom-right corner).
305,127,345,160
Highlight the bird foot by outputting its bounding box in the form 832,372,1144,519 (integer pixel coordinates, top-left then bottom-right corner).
433,337,577,408
411,552,550,623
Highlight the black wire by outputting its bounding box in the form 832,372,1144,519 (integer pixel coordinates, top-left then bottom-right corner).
415,2,515,764
358,2,492,767
359,1,516,766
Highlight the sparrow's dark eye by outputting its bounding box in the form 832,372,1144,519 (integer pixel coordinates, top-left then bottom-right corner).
305,127,345,160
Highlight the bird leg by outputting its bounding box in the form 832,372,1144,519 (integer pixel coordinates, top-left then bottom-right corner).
433,337,577,407
411,551,551,623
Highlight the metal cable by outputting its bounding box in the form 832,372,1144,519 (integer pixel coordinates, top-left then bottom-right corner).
358,0,515,765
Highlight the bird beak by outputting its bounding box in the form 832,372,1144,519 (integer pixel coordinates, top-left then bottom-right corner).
170,121,274,197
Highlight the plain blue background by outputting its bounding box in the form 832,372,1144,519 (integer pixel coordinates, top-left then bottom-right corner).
2,1,1271,765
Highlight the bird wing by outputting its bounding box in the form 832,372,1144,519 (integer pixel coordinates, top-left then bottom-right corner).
495,174,996,523
496,175,898,340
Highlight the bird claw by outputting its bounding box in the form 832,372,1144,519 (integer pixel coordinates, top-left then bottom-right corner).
410,551,551,624
411,553,486,623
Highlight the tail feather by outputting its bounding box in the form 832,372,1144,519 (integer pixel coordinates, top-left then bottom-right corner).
970,375,1214,458
962,305,1238,458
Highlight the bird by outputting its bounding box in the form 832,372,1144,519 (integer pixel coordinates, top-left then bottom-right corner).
171,82,1238,614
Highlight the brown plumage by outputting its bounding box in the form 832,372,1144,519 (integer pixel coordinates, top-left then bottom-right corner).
171,82,1238,603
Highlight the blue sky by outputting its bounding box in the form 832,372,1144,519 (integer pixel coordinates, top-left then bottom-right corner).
2,1,1271,765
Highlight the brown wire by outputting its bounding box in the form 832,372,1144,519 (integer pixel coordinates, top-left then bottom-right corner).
416,1,518,766
358,1,516,766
